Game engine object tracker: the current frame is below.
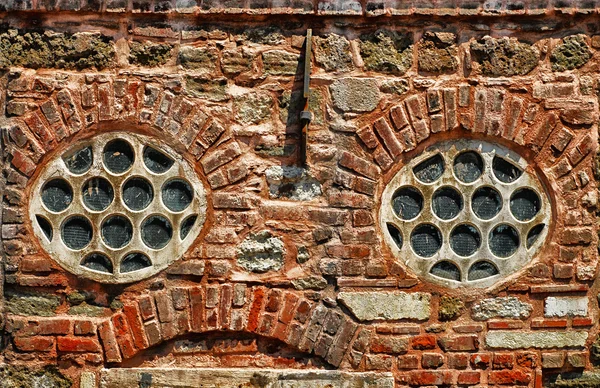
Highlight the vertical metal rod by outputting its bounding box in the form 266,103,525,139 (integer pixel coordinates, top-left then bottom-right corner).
300,29,312,167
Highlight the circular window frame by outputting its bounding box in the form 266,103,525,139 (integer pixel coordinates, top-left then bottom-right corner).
29,131,208,284
380,139,551,288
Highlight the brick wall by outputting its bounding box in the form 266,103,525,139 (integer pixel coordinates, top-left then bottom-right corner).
0,6,599,388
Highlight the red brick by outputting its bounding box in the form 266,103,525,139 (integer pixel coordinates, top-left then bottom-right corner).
220,284,232,330
247,288,266,332
137,295,155,321
373,117,403,158
74,320,96,336
531,318,568,328
493,353,515,369
57,336,102,353
339,151,379,180
14,336,55,352
572,317,593,327
457,371,480,385
189,287,205,332
326,244,370,259
123,303,149,350
470,353,491,369
489,370,532,385
422,352,444,369
397,354,419,369
111,314,137,359
408,370,453,386
447,353,469,369
488,320,524,330
438,335,479,352
38,319,71,335
411,334,437,350
279,293,299,324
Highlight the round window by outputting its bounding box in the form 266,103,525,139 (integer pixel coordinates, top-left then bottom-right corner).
29,132,208,284
380,140,551,288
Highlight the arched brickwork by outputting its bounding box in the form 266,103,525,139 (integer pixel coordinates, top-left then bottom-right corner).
327,84,598,290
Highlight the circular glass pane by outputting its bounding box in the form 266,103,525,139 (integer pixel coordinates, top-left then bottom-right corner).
510,188,541,221
103,139,134,174
489,224,520,258
392,187,423,220
472,187,502,220
41,178,73,212
142,216,173,249
123,177,154,211
82,177,114,211
453,151,483,183
62,216,93,250
432,187,463,220
410,224,442,257
450,224,481,257
162,179,194,212
101,215,133,249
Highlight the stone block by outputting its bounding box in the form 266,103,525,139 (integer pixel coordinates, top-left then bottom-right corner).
337,292,430,321
486,331,588,349
544,297,588,317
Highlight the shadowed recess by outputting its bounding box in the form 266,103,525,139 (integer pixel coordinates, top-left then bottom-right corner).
180,215,198,240
527,223,545,248
387,223,403,249
81,253,113,273
120,252,152,273
413,154,444,183
144,146,174,174
36,215,53,242
63,146,93,174
468,261,499,281
430,261,461,281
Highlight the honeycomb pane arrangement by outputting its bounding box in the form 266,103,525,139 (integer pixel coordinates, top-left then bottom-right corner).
29,132,207,284
380,140,551,288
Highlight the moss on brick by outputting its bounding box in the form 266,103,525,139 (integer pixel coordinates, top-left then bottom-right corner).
0,365,71,388
470,36,539,76
438,295,464,321
551,35,592,72
359,30,413,75
0,30,114,70
5,289,60,317
129,41,173,67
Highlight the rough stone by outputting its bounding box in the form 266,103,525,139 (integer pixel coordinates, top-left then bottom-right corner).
100,368,394,388
338,292,431,321
471,297,533,321
222,47,254,75
129,41,172,67
184,76,229,102
330,78,380,112
237,231,285,273
234,92,272,124
486,331,588,349
548,372,600,388
0,366,71,388
265,166,322,200
0,30,114,69
545,297,588,318
470,36,539,76
551,35,592,72
178,46,219,73
438,296,464,321
313,33,354,72
68,302,106,317
242,27,286,45
418,31,458,73
262,50,299,76
292,276,328,290
359,30,413,75
379,78,409,95
6,290,60,317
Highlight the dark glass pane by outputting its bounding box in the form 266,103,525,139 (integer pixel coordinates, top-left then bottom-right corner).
142,216,173,249
42,179,73,212
450,224,481,257
103,139,134,174
81,253,113,273
143,146,174,174
123,177,153,211
387,223,402,249
468,261,499,281
392,187,423,220
510,188,540,221
62,216,92,250
454,151,483,183
411,224,442,257
82,177,114,211
121,253,151,273
63,146,93,174
489,224,519,257
413,154,444,183
102,215,133,249
432,187,463,220
472,187,502,220
431,261,461,281
493,156,522,184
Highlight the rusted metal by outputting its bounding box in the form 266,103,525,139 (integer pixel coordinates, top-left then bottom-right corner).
300,28,312,167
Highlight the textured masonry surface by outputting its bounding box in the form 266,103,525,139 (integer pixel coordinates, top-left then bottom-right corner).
0,4,600,388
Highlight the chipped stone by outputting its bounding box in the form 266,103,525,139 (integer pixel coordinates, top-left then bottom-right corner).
338,292,431,321
313,33,354,72
237,231,285,273
330,78,380,112
471,297,533,321
265,166,322,201
545,297,588,318
470,36,539,76
486,331,588,349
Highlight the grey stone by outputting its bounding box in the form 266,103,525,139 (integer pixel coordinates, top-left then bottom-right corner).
330,78,380,112
313,33,354,72
545,297,588,318
292,276,327,290
221,47,253,75
0,366,71,388
129,41,172,67
297,246,310,263
80,372,96,388
338,292,431,321
262,50,299,76
237,231,285,273
486,331,588,349
471,297,532,321
551,35,592,72
100,368,394,388
6,290,60,317
178,46,219,73
265,166,322,201
547,372,600,388
470,36,539,76
359,30,413,75
234,92,272,124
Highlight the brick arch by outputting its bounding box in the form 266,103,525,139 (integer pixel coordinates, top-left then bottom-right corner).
329,83,598,279
97,284,364,369
2,73,244,189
